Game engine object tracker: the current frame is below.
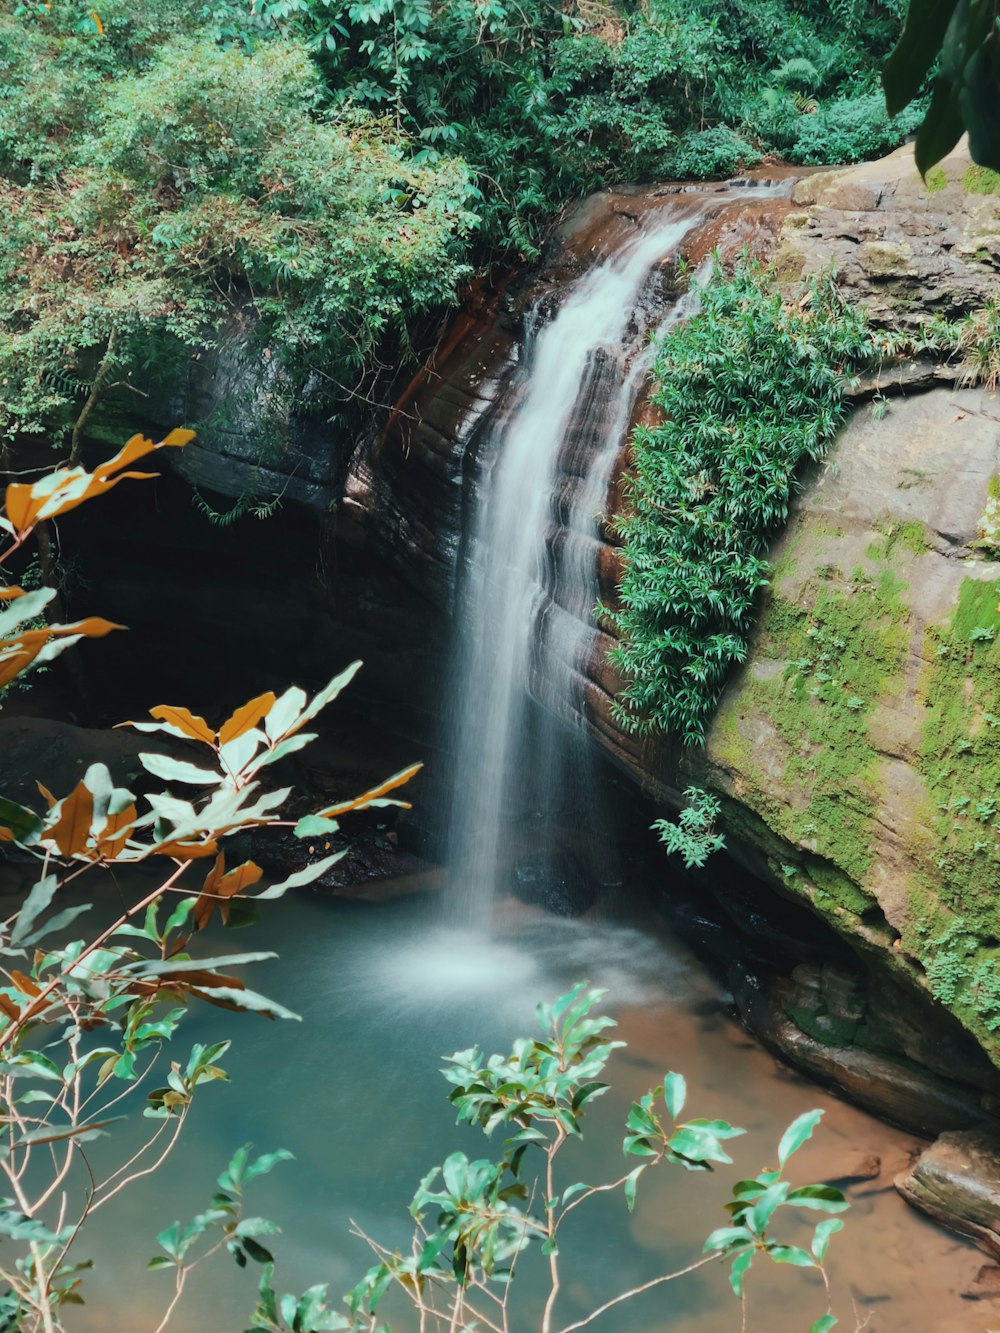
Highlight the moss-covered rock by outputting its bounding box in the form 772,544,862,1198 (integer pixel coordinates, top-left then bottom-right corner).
702,386,1000,1066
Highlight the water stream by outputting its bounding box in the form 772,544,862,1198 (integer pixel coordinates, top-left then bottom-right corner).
446,199,715,921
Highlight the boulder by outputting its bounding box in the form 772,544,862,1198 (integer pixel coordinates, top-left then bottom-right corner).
511,848,599,917
896,1131,1000,1257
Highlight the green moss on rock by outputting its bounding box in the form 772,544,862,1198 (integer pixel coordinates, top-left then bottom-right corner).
917,575,1000,932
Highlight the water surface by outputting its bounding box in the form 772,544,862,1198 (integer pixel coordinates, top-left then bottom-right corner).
68,891,989,1333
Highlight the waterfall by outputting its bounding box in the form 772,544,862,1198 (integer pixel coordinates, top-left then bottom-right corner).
444,194,748,922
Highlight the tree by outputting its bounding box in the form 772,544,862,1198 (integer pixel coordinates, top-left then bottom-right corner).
0,431,420,1330
336,985,850,1333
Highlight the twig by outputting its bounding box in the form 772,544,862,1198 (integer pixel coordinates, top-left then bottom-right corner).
554,1252,722,1333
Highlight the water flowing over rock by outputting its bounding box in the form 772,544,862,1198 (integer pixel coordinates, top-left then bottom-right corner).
345,145,1000,1135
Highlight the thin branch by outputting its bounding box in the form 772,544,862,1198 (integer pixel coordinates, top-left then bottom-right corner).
554,1253,722,1333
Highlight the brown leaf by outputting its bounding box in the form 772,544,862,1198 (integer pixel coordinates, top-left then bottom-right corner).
149,839,219,860
218,692,276,747
3,432,194,536
96,803,137,860
36,782,57,809
216,861,263,924
153,969,245,991
194,853,226,930
91,430,192,482
149,705,216,746
3,483,47,536
0,994,20,1021
0,638,44,689
0,587,25,601
47,782,94,858
10,971,40,997
320,762,423,818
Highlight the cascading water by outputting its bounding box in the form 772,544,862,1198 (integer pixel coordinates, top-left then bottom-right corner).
446,197,717,923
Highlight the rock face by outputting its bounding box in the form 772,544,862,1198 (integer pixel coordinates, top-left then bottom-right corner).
697,383,1000,1072
773,141,1000,327
146,306,348,512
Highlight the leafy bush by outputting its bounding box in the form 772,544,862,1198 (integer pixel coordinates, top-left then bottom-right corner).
789,94,923,164
340,985,849,1332
608,261,881,744
665,127,762,179
0,14,475,443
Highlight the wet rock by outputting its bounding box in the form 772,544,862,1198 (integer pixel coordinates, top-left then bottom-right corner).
962,1264,1000,1300
146,305,348,512
0,717,149,807
511,849,598,917
731,965,992,1138
896,1131,1000,1258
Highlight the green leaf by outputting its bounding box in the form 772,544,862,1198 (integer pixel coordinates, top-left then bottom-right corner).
809,1316,838,1333
962,43,1000,174
787,1184,849,1213
243,1149,295,1184
138,753,221,786
194,986,301,1021
0,797,43,848
241,1236,274,1265
623,1165,645,1213
571,1080,608,1112
668,1124,732,1165
777,1109,823,1166
811,1217,845,1263
20,903,92,946
663,1071,686,1120
10,873,58,945
293,814,341,839
883,0,959,113
915,78,965,176
729,1249,753,1296
704,1225,752,1254
748,1181,790,1234
126,952,277,977
767,1243,816,1267
254,852,346,898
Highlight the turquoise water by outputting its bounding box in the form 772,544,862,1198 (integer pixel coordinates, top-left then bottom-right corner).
66,891,985,1333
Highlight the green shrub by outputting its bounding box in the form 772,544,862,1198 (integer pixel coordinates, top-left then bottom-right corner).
789,94,923,165
608,260,881,744
664,127,762,179
0,20,476,442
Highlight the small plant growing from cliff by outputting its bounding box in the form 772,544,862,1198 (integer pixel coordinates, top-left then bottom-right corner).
654,785,727,869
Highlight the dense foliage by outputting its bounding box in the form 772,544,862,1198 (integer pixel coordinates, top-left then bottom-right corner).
608,262,882,745
0,0,919,447
0,3,475,444
232,0,919,254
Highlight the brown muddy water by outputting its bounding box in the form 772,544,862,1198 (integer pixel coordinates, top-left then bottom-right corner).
53,888,993,1333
